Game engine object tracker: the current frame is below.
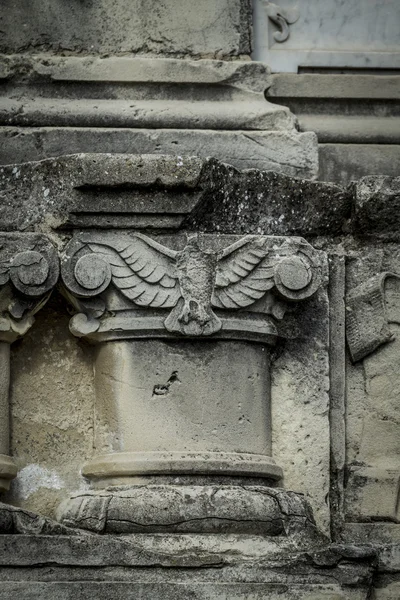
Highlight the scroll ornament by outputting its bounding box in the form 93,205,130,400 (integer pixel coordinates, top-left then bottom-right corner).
0,235,59,342
261,1,299,43
61,233,322,338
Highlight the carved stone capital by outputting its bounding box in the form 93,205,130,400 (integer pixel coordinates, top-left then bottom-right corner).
61,233,324,343
0,234,59,343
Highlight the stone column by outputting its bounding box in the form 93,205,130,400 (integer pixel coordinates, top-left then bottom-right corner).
59,230,324,533
0,234,59,493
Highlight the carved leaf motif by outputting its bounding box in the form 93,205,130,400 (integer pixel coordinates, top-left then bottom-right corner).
88,235,181,308
212,237,275,309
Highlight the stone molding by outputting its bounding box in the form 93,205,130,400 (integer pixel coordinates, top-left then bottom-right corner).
0,56,294,132
59,485,316,535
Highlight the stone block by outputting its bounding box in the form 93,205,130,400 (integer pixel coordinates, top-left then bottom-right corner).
0,532,376,599
346,466,400,523
0,128,319,179
0,0,252,58
0,154,337,235
352,176,400,240
319,145,400,187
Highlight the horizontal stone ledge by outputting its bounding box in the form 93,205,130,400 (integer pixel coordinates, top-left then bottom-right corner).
70,313,278,344
0,98,295,131
0,582,355,599
266,74,400,100
82,451,283,481
0,129,318,178
0,56,271,93
299,115,400,144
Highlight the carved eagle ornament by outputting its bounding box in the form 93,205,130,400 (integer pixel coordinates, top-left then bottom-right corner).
83,233,305,336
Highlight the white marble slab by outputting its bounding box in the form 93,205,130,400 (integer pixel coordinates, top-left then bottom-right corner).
253,0,400,72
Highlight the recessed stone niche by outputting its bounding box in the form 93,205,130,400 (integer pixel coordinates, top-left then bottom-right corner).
2,153,394,599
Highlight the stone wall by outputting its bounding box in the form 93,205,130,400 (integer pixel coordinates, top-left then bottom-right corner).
1,1,399,598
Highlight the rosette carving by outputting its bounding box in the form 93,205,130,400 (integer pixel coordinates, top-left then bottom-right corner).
61,233,323,339
0,234,59,342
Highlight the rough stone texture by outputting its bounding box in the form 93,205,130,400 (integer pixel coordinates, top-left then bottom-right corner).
0,154,340,233
59,485,318,535
0,55,319,178
0,501,78,535
1,155,400,598
353,176,400,241
3,293,96,520
0,534,377,599
271,289,330,536
185,167,351,237
0,0,252,58
266,74,400,145
342,247,400,530
264,73,400,186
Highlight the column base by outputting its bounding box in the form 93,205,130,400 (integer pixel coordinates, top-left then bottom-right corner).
82,451,284,483
0,454,18,493
58,484,316,535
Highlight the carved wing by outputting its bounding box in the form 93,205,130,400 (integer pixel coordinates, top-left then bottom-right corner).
88,233,181,308
212,236,275,309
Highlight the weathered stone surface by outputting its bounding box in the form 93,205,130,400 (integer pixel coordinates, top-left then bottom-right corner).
346,273,398,363
0,582,369,599
0,501,78,535
271,287,331,536
345,251,400,528
0,0,252,58
352,176,400,240
184,168,350,237
0,57,295,131
61,232,323,340
0,534,377,598
4,293,96,519
265,74,400,144
0,233,59,493
0,154,337,235
58,485,317,535
372,583,400,600
0,129,319,178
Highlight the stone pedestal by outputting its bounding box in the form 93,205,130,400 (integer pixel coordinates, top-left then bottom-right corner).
58,215,324,532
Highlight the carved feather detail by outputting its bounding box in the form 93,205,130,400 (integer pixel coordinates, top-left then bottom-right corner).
212,237,275,309
88,234,180,308
79,234,289,335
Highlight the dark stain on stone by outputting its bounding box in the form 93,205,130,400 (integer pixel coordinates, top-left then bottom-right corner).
152,370,181,397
